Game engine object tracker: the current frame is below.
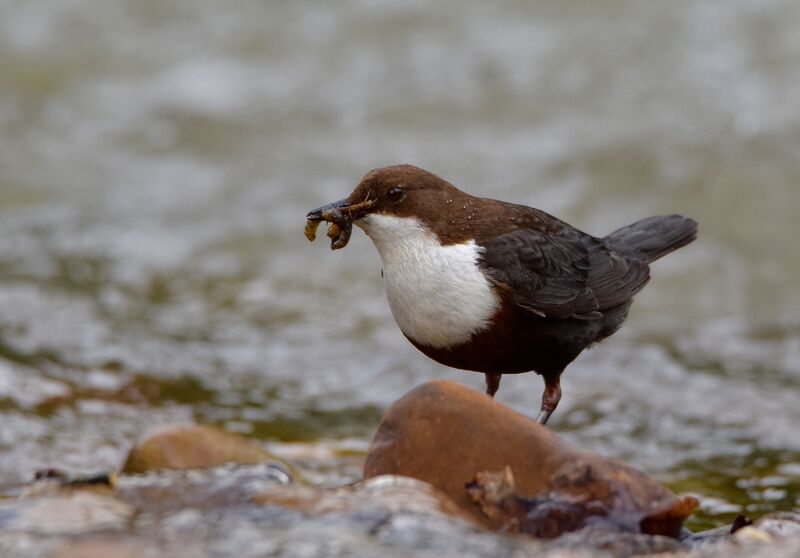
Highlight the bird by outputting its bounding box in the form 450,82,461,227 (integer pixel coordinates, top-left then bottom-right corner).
306,164,697,424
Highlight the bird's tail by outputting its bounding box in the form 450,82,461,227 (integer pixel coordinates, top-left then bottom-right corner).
603,215,698,263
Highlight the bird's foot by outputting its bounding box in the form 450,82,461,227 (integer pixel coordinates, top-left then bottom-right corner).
536,409,553,425
536,378,561,426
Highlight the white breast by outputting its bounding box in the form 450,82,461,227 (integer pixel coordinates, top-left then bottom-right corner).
357,214,500,349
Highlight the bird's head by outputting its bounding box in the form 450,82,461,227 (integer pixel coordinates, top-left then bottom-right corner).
308,164,462,223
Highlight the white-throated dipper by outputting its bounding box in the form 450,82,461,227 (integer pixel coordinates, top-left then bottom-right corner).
306,165,697,424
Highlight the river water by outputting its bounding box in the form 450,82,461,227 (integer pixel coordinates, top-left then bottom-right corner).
1,0,798,530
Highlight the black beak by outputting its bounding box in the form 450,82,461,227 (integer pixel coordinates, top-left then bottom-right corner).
306,198,352,222
306,196,375,222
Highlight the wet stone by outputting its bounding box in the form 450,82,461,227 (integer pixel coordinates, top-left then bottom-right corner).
0,462,796,557
748,511,800,538
255,475,471,521
365,380,582,525
0,390,797,558
551,527,687,557
0,491,134,536
682,523,738,547
121,423,286,474
365,380,697,538
117,462,292,513
679,538,800,558
51,537,165,558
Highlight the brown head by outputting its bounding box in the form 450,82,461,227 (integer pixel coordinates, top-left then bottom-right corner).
308,165,468,220
306,165,481,246
346,164,465,219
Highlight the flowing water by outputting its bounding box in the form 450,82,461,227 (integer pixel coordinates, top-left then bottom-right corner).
1,0,799,531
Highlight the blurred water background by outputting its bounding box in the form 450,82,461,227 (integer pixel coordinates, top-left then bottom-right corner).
1,0,799,530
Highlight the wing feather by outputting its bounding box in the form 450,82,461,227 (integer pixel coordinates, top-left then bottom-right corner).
478,225,649,319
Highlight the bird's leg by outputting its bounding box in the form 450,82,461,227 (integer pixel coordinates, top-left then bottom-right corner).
536,377,561,425
484,373,502,398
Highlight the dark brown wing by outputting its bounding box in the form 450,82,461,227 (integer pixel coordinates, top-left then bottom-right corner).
476,209,650,320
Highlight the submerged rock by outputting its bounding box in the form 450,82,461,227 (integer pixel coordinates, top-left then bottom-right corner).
0,490,134,536
364,380,697,538
121,424,284,474
51,538,165,558
0,389,796,558
746,511,800,538
676,512,800,558
116,462,292,513
256,474,472,521
467,465,697,539
0,446,797,557
0,465,577,558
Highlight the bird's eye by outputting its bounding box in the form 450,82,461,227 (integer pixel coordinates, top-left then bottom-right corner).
388,187,405,202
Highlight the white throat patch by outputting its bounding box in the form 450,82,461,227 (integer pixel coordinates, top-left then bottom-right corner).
357,214,500,348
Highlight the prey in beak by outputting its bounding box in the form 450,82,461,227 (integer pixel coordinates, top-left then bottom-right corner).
305,197,374,250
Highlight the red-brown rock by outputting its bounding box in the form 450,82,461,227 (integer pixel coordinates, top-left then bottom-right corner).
363,380,697,538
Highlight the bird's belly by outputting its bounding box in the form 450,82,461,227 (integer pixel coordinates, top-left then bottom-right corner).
381,243,500,349
408,303,603,375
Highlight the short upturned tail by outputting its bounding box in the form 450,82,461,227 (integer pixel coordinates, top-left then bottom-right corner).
604,215,698,263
